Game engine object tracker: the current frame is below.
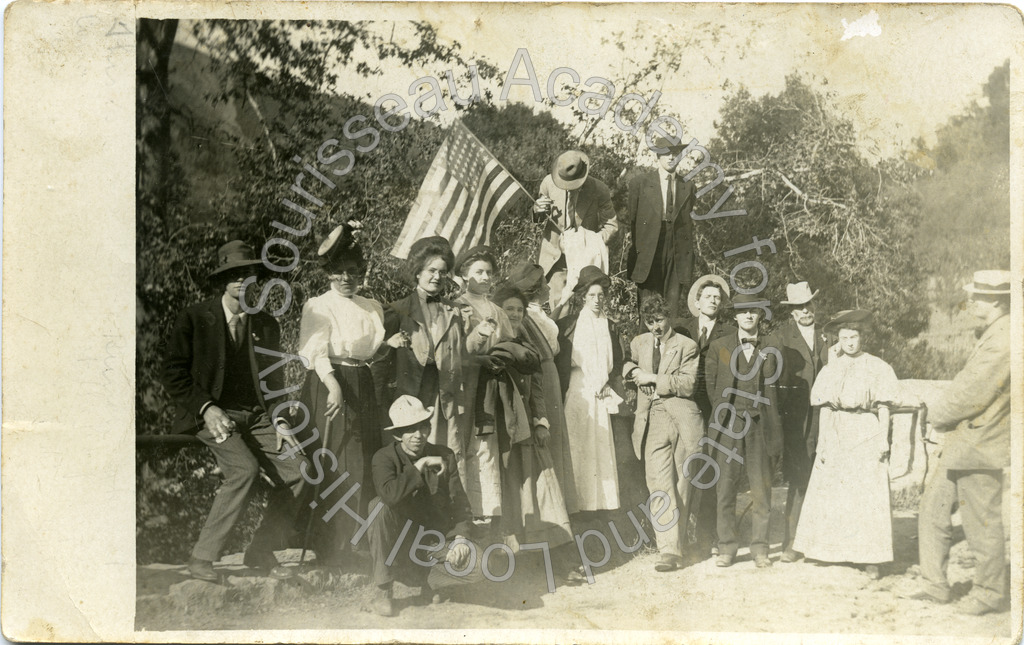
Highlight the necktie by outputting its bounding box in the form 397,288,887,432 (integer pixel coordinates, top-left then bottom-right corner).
228,314,242,350
698,326,708,349
664,177,675,221
652,339,661,374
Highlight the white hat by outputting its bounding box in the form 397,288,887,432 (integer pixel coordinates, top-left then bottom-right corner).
963,270,1011,296
384,395,434,431
687,275,731,317
780,281,819,306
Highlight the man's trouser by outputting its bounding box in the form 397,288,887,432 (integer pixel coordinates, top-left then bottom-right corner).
193,408,305,562
919,465,1006,608
715,428,773,559
643,404,702,559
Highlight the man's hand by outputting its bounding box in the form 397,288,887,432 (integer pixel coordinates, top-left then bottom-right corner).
533,196,553,214
479,354,505,374
202,405,235,443
447,541,471,569
534,425,550,447
415,455,446,476
386,331,411,348
324,377,344,421
275,419,302,454
632,370,656,386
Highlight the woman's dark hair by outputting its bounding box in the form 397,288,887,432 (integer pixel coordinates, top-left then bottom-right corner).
455,248,497,277
404,237,455,287
493,285,528,310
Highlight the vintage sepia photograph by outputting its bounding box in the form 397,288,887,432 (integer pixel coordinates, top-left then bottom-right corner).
131,2,1022,640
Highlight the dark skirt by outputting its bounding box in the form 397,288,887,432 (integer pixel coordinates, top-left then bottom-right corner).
296,364,383,563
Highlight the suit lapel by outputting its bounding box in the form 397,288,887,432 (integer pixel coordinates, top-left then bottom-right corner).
785,320,813,367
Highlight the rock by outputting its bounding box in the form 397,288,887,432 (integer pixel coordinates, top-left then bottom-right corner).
227,576,279,608
168,579,230,614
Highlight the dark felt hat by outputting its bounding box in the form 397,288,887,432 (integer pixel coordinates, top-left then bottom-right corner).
453,245,497,276
651,135,685,156
726,292,768,313
209,241,264,279
507,262,546,295
823,309,873,335
317,222,364,272
573,265,611,296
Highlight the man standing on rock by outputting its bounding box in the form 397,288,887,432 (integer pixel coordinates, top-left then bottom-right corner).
162,241,305,582
771,281,829,563
909,270,1011,616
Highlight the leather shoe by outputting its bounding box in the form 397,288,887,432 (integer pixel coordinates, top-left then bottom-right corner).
654,554,683,573
244,550,293,579
959,596,999,616
372,585,395,617
715,554,734,568
188,557,218,583
754,554,773,569
780,549,802,563
900,589,950,604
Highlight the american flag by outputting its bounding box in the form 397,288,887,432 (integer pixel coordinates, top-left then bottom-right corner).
391,121,529,259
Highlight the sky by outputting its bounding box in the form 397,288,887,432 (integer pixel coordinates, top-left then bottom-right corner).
179,4,1020,161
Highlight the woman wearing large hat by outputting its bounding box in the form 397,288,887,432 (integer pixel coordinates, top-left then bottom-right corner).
295,221,397,565
555,265,625,513
791,309,919,578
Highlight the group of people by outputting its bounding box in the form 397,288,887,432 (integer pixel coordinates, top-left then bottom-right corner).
160,141,1011,620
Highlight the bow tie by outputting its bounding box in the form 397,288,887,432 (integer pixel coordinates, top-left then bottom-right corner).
424,294,442,304
740,337,758,346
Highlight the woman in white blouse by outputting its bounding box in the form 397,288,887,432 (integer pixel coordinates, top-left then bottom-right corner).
296,222,397,566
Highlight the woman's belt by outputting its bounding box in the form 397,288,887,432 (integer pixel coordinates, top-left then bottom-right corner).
331,357,371,368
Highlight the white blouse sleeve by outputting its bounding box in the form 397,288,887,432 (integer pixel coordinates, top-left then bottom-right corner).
297,298,335,383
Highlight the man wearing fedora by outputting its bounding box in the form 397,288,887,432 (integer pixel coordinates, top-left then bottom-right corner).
678,274,735,557
771,281,830,563
162,241,306,582
909,270,1011,615
534,150,618,313
625,136,698,319
367,395,482,617
704,293,783,569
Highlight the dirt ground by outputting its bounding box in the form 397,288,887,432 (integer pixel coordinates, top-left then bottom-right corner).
135,487,1014,639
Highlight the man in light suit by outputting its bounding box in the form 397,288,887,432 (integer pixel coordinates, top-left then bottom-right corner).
909,270,1011,615
704,293,783,569
625,136,697,319
770,281,830,562
534,150,618,312
162,241,305,582
624,294,705,572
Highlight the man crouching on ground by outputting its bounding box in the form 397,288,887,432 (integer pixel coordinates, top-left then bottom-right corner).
368,395,484,617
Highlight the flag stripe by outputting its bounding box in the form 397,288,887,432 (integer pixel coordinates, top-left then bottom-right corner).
391,121,529,260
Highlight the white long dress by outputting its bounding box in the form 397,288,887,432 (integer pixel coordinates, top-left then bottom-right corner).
563,307,621,511
792,352,908,564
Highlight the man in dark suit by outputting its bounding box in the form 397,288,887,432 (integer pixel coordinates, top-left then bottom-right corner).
704,293,782,569
770,281,829,562
678,275,736,557
162,241,305,582
367,396,483,617
625,136,697,319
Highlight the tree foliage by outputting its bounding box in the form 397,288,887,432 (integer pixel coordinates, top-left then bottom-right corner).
700,75,929,358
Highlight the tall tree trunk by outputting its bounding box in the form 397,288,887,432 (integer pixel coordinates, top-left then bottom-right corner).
136,19,178,233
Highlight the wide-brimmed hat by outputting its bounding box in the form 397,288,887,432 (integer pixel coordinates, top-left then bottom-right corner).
823,309,873,335
573,265,611,296
209,241,264,278
453,245,497,276
651,135,685,157
317,222,364,272
507,261,546,296
780,281,819,306
551,150,590,191
963,270,1011,296
384,395,434,432
687,274,731,317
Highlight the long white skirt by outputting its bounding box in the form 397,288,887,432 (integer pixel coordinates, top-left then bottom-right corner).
563,367,620,511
